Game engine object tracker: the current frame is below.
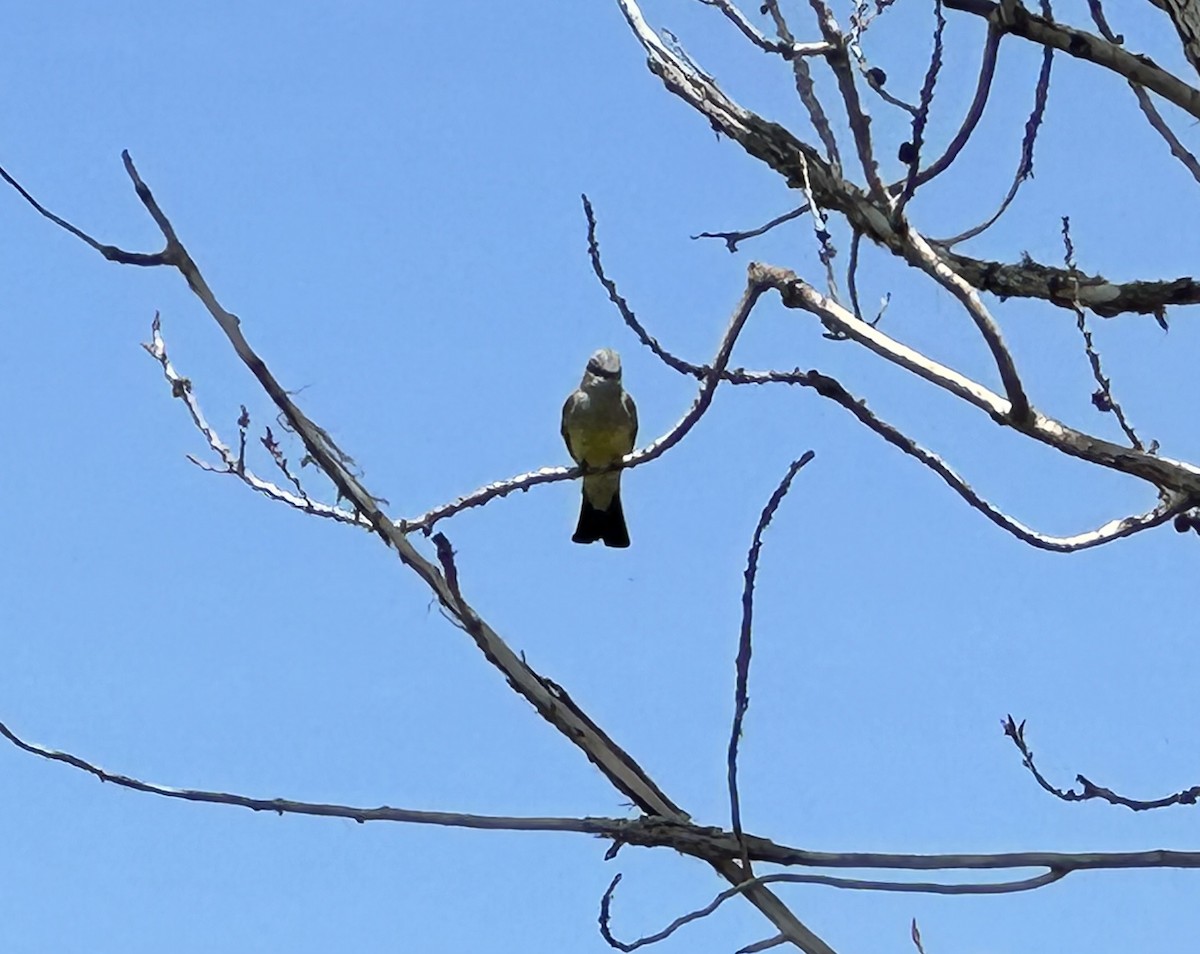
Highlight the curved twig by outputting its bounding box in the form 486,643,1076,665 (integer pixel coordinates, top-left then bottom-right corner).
1005,716,1200,811
729,453,815,872
600,867,1066,951
937,28,1053,247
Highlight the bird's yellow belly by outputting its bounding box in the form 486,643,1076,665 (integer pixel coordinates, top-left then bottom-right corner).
570,425,633,466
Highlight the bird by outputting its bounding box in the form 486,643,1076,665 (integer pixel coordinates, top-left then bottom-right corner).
561,348,638,547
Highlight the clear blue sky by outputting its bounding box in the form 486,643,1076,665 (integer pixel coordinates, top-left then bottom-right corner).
3,2,1200,951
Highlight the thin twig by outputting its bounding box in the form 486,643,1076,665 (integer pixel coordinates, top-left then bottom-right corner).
1060,216,1144,449
142,312,369,528
729,452,816,873
1004,716,1200,810
698,0,833,58
600,865,1067,951
693,204,811,253
847,230,865,321
0,718,625,832
763,0,843,169
938,21,1053,247
807,0,890,201
797,152,842,301
586,218,1190,550
894,0,947,218
1087,0,1200,186
897,24,1002,192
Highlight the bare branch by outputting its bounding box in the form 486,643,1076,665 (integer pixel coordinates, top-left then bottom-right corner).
698,0,833,58
142,313,370,528
796,153,842,300
3,152,714,860
1004,716,1200,811
402,200,775,535
1157,0,1200,77
847,230,866,322
1060,216,1144,449
1088,0,1200,186
600,865,1066,951
941,252,1194,322
618,0,1200,319
904,230,1032,421
806,0,890,201
944,0,1200,121
0,717,634,833
729,453,816,873
763,265,1200,499
763,1,844,168
586,222,1190,550
895,0,948,216
4,154,831,952
0,163,167,266
911,920,926,954
900,24,1002,191
694,204,811,252
936,26,1053,247
15,709,1200,884
740,935,788,953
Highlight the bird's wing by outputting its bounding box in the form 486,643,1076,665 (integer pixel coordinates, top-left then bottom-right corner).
623,391,638,450
561,391,581,463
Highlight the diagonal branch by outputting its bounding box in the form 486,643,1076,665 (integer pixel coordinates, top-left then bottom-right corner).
1151,0,1200,77
944,0,1200,120
1087,0,1200,186
143,313,371,528
766,266,1200,495
1,157,833,954
763,1,843,169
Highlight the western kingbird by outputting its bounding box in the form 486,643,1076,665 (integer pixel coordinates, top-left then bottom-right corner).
561,348,638,548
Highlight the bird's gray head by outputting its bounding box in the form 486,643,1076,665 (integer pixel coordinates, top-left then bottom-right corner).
584,348,622,385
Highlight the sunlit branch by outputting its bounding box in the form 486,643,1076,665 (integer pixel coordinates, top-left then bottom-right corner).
698,0,833,58
11,711,1200,884
763,0,844,168
615,0,1200,320
764,265,1200,498
142,312,370,528
586,206,1190,551
945,0,1200,120
806,0,890,201
1087,0,1200,186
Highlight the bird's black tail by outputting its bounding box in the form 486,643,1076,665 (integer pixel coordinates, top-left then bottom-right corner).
573,488,630,548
